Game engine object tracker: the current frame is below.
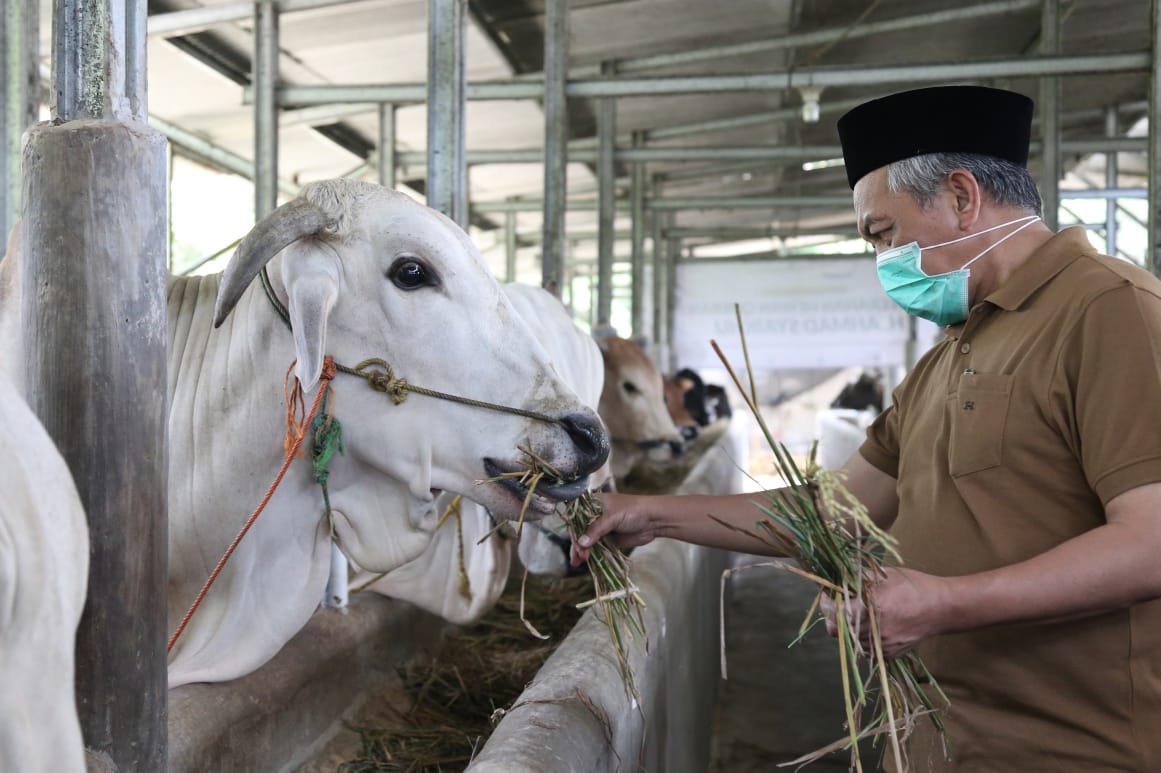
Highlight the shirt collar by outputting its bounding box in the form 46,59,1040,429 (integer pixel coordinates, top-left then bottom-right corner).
985,226,1097,311
943,226,1095,337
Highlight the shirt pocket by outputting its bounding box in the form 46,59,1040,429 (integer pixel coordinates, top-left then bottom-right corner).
949,372,1011,477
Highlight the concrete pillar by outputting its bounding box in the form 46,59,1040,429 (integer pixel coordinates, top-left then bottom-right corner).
30,1,168,769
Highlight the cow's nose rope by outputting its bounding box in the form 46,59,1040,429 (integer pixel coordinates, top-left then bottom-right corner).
259,268,562,426
335,357,562,425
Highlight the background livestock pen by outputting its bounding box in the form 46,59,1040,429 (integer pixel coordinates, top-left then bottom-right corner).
4,0,1161,770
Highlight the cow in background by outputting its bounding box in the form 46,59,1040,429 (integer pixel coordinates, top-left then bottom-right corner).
830,370,883,414
597,336,685,482
666,366,733,444
816,370,884,471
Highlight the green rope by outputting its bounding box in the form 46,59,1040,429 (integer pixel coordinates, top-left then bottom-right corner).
310,390,345,486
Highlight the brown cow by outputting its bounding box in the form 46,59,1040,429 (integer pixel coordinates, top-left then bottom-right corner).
597,336,685,481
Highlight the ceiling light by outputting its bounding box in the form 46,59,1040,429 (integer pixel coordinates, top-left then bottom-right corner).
799,87,823,124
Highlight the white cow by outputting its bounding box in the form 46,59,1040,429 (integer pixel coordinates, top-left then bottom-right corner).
815,407,876,471
0,372,89,772
1,180,609,687
359,283,612,616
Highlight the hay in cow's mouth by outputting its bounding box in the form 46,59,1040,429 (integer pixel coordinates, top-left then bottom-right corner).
481,456,588,517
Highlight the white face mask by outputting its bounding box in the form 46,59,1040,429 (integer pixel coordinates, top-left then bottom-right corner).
875,215,1041,326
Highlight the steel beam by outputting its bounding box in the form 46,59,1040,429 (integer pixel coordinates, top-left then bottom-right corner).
148,0,362,38
260,52,1151,105
392,137,1148,168
149,115,300,197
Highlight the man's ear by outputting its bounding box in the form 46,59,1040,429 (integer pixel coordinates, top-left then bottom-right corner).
946,168,983,230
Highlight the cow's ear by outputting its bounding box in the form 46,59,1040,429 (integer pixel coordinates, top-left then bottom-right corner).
282,242,340,390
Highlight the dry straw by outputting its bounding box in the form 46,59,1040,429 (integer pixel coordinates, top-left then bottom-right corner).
712,305,950,772
485,445,649,705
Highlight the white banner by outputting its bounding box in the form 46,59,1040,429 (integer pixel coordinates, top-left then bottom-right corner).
673,257,936,371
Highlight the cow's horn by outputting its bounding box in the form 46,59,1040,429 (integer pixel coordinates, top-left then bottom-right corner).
213,198,334,328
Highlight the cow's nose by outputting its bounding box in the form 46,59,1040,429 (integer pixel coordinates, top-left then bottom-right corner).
559,412,610,473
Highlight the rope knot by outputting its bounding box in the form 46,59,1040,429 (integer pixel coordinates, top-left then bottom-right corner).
321,355,337,381
354,358,410,404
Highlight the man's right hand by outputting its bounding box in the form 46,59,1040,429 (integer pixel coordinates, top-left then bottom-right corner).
569,492,659,567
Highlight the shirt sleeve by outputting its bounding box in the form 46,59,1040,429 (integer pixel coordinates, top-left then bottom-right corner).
1054,284,1161,505
860,389,902,478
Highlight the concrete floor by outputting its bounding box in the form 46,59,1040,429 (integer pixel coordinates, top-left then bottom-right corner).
707,552,884,773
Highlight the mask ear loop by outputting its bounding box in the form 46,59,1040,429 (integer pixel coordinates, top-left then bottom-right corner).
925,214,1041,252
960,216,1042,270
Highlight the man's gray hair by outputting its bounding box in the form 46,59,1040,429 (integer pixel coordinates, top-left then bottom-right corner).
886,153,1042,216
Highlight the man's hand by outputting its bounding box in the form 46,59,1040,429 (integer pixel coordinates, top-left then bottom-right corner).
819,567,950,659
569,492,660,567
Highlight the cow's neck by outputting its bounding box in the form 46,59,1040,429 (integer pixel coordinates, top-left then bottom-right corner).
166,269,333,687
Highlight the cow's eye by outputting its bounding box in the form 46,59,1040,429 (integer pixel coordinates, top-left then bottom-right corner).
388,257,435,290
622,380,640,395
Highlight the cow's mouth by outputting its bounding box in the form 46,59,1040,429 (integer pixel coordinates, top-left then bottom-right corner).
482,458,590,515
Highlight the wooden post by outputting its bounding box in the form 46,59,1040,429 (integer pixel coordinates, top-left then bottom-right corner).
24,1,169,769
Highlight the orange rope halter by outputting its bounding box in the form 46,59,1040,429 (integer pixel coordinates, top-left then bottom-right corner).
167,357,338,654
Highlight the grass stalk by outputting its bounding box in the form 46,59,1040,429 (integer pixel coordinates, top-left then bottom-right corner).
715,303,950,771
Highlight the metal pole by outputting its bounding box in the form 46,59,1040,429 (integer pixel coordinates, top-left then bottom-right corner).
1039,0,1060,230
254,0,279,219
378,102,396,188
1,0,36,241
35,1,168,769
427,0,466,223
630,131,646,339
596,60,616,330
541,0,568,294
1150,0,1161,275
505,205,517,281
651,185,666,356
665,236,679,372
1105,106,1118,257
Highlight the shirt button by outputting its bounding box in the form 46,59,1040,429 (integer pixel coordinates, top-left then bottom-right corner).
960,343,971,354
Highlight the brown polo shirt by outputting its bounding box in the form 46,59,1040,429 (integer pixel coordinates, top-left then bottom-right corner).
861,227,1161,772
